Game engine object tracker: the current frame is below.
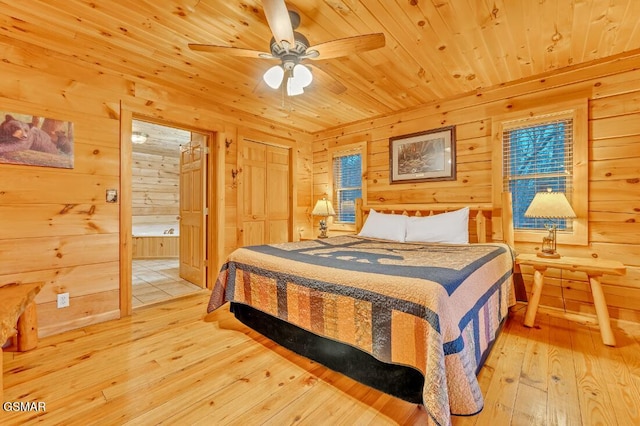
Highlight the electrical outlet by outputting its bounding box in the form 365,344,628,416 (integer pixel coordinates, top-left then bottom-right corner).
57,292,70,308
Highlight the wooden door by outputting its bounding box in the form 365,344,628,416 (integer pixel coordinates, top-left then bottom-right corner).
266,145,290,243
179,133,207,287
240,140,290,246
241,140,267,246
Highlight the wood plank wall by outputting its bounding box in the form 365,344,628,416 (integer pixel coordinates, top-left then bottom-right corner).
131,150,179,225
0,36,312,336
130,140,181,259
313,53,640,323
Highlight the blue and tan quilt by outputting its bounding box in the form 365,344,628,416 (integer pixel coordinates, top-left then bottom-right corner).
208,235,514,426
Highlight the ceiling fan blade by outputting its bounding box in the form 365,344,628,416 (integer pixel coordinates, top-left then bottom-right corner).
263,0,295,47
307,33,385,60
188,44,274,59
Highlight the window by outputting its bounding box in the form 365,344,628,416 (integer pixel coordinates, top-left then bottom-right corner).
493,101,588,245
503,118,574,231
333,152,362,223
328,142,366,228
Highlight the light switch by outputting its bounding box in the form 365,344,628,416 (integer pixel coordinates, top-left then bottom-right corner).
106,189,118,203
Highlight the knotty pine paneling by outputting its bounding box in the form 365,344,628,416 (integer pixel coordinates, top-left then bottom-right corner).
37,290,121,338
0,203,119,239
0,36,312,337
224,128,239,259
131,148,179,220
313,60,640,323
1,262,119,304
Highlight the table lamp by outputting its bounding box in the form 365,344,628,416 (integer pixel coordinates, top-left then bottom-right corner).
524,188,576,258
311,198,336,238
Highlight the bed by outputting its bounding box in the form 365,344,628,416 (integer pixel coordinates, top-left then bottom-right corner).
208,196,516,426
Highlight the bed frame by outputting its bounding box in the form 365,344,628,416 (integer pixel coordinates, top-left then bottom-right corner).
232,193,516,405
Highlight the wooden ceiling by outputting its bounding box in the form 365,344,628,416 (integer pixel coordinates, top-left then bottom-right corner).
3,1,640,133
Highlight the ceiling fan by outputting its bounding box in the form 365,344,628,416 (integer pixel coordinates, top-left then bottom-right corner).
188,0,385,96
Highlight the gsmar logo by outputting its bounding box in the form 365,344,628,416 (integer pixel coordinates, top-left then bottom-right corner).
3,401,46,412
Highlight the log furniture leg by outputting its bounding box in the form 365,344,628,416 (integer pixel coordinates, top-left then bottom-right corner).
16,301,39,351
524,266,546,327
0,282,44,403
588,273,616,346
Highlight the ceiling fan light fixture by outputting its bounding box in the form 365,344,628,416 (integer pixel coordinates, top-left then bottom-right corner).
292,64,313,88
131,131,148,144
263,65,285,89
286,77,305,96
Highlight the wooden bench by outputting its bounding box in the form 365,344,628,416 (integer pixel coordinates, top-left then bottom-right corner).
1,282,44,402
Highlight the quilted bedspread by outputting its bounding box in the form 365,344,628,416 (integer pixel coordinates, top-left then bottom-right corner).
208,235,514,426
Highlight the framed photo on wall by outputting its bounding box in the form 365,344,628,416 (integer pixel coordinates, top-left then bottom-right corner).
389,125,456,183
0,111,74,169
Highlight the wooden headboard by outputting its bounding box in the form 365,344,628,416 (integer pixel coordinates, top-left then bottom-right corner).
355,193,514,245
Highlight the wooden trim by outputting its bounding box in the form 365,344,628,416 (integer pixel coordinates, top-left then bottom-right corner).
500,192,515,248
121,108,224,299
491,98,589,246
205,130,219,290
38,309,121,338
289,143,297,243
326,141,367,233
236,132,245,248
119,105,133,317
212,130,226,280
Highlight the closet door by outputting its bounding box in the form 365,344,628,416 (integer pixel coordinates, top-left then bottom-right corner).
266,145,290,243
240,140,267,246
239,140,290,246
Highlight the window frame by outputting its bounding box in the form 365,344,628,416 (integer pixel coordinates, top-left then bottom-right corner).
327,141,367,232
492,100,588,246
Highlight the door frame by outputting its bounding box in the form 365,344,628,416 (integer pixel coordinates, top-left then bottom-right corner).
119,111,222,317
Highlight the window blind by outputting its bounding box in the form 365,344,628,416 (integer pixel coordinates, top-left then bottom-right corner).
502,117,574,230
332,151,362,223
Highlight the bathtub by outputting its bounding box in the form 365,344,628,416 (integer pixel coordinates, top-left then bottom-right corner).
132,224,179,237
132,224,179,259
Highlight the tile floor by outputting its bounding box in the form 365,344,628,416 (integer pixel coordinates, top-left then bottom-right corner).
132,258,204,307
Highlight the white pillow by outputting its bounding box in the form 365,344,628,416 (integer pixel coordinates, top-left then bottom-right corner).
405,207,469,244
358,209,408,242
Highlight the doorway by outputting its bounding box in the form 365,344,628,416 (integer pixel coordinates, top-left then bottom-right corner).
130,120,207,307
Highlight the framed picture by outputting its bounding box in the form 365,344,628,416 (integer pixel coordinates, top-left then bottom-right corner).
0,111,74,169
389,125,456,183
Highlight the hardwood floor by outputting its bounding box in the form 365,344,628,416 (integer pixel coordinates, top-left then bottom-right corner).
3,293,640,425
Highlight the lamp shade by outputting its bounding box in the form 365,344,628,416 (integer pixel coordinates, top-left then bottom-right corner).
292,64,313,88
312,198,336,216
524,189,576,219
286,77,305,96
263,65,284,89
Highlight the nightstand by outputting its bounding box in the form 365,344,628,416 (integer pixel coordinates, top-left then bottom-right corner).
515,253,626,346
